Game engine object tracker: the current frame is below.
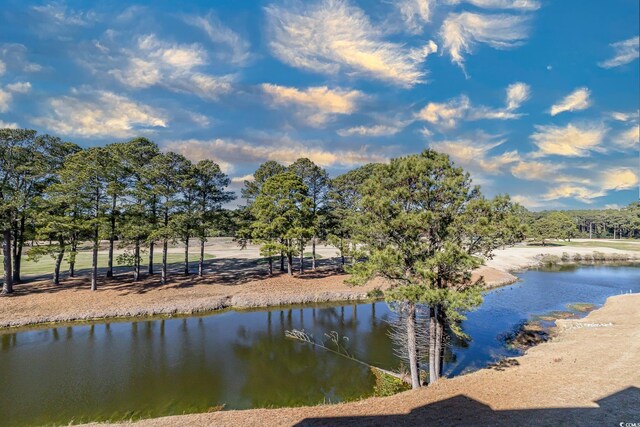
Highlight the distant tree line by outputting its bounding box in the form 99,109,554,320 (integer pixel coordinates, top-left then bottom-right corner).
527,204,640,244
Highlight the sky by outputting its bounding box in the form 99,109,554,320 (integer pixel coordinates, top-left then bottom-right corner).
0,0,638,209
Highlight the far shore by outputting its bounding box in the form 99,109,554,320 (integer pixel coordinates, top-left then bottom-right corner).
0,240,638,330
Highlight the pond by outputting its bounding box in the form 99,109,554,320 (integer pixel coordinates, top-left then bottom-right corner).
1,264,638,426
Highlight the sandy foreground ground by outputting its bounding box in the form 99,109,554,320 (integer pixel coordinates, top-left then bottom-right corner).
86,293,640,427
0,240,638,329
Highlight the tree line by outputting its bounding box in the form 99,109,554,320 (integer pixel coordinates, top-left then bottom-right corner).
1,129,234,294
528,205,640,243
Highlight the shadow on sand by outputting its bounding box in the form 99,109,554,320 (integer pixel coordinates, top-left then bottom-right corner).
295,386,640,426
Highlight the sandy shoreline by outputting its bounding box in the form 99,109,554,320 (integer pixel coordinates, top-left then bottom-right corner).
1,242,639,330
86,293,640,426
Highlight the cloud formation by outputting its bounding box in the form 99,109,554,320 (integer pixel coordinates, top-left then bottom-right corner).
429,133,520,175
0,81,32,112
89,34,234,100
446,0,539,10
616,125,639,149
337,124,403,137
599,36,639,68
261,84,364,126
440,12,530,71
265,0,437,87
417,82,530,129
163,136,388,172
33,89,167,138
396,0,435,33
417,95,471,129
531,123,606,157
184,12,252,66
550,87,591,116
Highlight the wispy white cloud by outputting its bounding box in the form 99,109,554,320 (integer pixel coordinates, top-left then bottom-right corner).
33,88,167,138
0,44,42,73
265,0,437,87
549,87,591,116
429,133,520,175
184,12,252,66
417,82,530,128
84,33,234,101
0,82,32,112
541,167,638,204
5,82,32,94
31,3,97,27
609,111,639,122
417,95,470,129
531,123,606,157
261,84,364,126
616,125,639,149
511,160,561,181
440,12,530,72
599,36,639,68
396,0,435,33
337,124,404,137
162,136,388,172
542,184,605,203
505,82,531,110
231,174,255,184
600,167,638,191
0,89,11,113
446,0,539,10
0,120,19,129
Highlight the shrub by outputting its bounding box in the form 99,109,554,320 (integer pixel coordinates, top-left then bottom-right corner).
371,368,410,396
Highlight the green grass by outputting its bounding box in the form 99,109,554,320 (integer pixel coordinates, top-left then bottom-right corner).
558,240,640,252
0,251,216,277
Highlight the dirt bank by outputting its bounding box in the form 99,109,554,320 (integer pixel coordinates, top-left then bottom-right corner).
0,264,514,330
87,293,640,427
5,237,640,330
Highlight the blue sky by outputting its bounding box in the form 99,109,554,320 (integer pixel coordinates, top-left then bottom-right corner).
0,0,638,209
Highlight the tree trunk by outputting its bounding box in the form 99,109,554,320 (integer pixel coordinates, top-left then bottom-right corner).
107,193,116,278
312,236,316,270
148,241,154,275
149,197,157,275
429,306,437,384
299,239,304,274
268,256,273,275
69,240,77,277
198,239,205,277
133,240,140,281
53,243,65,286
287,252,293,276
161,239,168,284
434,305,444,379
2,229,13,295
406,302,421,389
12,214,25,284
91,226,98,291
91,188,99,291
107,234,114,278
184,237,189,275
280,251,285,272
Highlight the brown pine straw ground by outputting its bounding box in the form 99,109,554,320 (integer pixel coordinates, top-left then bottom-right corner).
87,293,640,427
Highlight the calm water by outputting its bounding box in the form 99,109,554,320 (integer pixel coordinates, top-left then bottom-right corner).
1,264,638,426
